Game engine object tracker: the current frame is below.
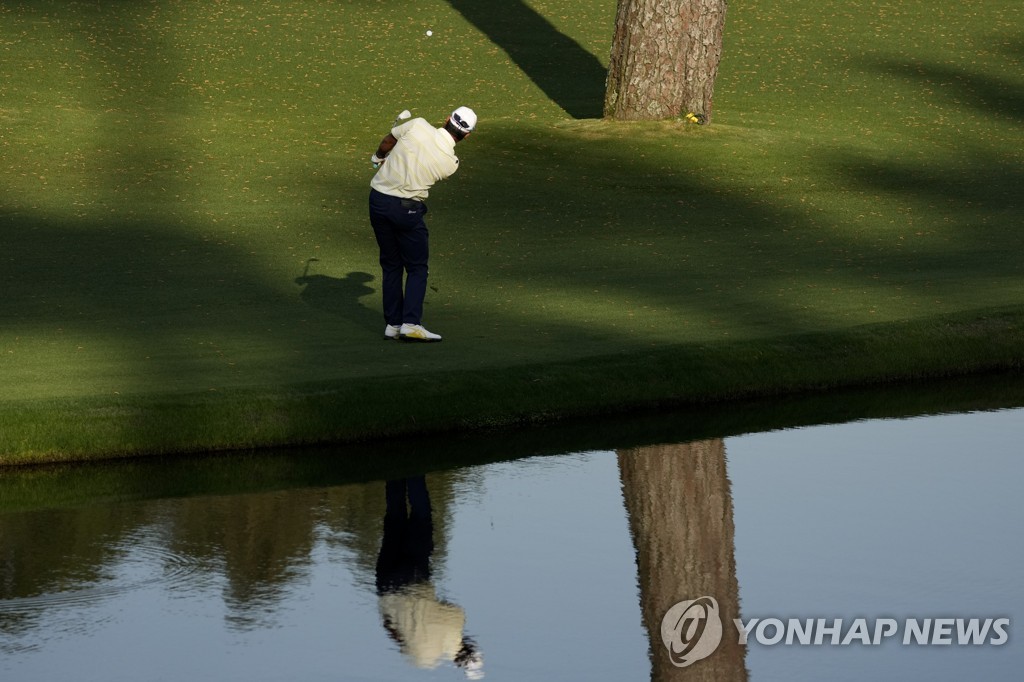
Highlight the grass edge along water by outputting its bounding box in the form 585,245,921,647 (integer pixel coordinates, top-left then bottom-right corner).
3,306,1023,466
1,0,1022,463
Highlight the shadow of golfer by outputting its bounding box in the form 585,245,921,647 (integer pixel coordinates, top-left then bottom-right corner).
294,261,380,331
375,477,484,679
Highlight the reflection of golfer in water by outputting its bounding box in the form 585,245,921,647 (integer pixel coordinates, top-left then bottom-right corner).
376,477,483,679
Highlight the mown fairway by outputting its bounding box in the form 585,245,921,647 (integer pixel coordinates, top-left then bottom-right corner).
1,0,1021,461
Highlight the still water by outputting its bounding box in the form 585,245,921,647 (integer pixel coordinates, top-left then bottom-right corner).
1,404,1022,681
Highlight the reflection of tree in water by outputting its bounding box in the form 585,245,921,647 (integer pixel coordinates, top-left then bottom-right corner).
2,441,743,679
0,469,477,639
156,469,475,630
618,440,748,682
164,491,321,629
0,505,152,644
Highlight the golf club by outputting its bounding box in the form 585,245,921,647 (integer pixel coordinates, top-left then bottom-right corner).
301,257,319,279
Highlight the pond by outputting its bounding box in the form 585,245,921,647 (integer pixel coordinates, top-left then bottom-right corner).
1,382,1022,681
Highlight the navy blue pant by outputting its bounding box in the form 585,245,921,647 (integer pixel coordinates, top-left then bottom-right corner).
369,189,429,326
376,477,434,594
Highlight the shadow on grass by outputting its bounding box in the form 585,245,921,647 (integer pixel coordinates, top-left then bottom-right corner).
858,47,1024,124
0,214,287,372
832,53,1023,267
4,2,1024,460
294,266,380,333
446,0,607,118
448,121,1022,346
6,107,1021,456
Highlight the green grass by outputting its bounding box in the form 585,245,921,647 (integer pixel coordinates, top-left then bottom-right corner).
1,0,1022,464
5,370,1024,514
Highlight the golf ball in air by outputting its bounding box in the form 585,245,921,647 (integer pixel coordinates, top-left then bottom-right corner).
426,30,432,36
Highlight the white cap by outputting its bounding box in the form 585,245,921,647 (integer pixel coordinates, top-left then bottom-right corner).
463,654,484,679
450,106,477,133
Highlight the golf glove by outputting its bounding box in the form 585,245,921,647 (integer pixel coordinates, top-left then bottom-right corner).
371,154,384,169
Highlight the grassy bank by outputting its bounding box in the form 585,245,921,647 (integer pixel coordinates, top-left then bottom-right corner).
6,368,1024,514
4,306,1022,465
2,0,1022,464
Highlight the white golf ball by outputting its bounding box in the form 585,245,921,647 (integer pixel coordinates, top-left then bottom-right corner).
426,30,432,37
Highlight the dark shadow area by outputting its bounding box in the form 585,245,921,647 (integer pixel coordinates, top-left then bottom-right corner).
0,213,290,381
447,122,1023,345
830,55,1023,265
858,49,1024,124
0,1,290,405
442,126,813,336
446,0,607,118
295,262,380,334
832,144,1022,210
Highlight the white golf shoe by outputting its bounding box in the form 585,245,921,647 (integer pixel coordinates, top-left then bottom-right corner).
384,324,401,340
399,323,442,342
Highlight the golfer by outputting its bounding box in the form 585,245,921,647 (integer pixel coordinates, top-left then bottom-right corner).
369,106,477,342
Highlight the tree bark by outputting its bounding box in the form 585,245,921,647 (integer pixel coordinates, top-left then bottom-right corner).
605,0,728,122
618,440,747,681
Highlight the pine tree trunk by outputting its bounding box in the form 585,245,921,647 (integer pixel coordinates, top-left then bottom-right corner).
605,0,728,123
618,440,747,680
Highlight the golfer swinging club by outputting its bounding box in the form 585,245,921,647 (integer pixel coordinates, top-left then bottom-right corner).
369,106,477,342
